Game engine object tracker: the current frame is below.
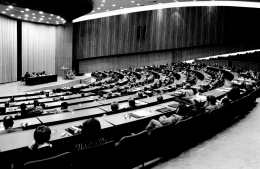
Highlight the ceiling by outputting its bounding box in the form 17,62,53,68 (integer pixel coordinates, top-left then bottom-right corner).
0,0,93,25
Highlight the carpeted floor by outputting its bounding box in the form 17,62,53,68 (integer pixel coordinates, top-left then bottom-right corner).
149,98,260,169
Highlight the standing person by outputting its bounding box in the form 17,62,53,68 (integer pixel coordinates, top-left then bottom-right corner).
61,65,67,79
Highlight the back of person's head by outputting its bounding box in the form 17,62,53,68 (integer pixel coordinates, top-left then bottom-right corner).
176,103,187,116
4,102,10,108
20,103,27,111
61,102,69,109
3,116,14,129
227,87,240,101
128,98,136,108
207,95,217,105
221,98,230,106
82,118,101,140
111,102,119,111
34,99,39,106
40,103,46,109
9,97,14,102
34,125,51,145
157,95,163,103
137,91,143,98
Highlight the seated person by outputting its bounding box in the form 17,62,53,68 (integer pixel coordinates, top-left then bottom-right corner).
189,98,205,117
120,98,136,109
135,91,147,99
204,95,219,113
157,95,163,103
111,102,119,112
56,102,72,114
15,103,29,119
0,116,23,134
218,97,231,107
97,91,104,101
4,102,10,108
28,100,44,116
24,72,30,78
74,118,108,151
31,72,36,77
21,125,60,166
9,96,15,102
145,103,187,131
179,83,194,97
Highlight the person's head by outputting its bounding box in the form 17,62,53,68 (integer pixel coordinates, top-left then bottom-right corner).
20,103,27,111
184,83,191,89
176,103,186,115
128,98,136,108
227,87,240,101
157,95,163,103
40,103,46,109
9,97,14,102
34,99,39,107
61,102,69,110
206,95,217,105
221,98,230,106
111,102,119,111
82,118,101,140
4,102,9,108
3,116,14,129
34,125,51,145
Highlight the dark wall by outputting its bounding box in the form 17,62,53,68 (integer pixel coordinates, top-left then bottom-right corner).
73,6,260,73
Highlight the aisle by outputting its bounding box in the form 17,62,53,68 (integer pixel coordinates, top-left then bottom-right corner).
150,98,260,169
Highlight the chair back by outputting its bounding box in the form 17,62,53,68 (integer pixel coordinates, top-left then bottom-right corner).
24,152,72,169
116,130,148,169
72,140,115,169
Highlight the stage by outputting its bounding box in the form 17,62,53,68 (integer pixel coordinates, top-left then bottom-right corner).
0,73,92,97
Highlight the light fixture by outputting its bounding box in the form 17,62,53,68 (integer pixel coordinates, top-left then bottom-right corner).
56,23,59,25
106,10,109,11
46,22,49,23
112,4,116,7
92,11,95,12
39,11,43,14
57,16,60,19
21,11,24,13
41,16,45,17
40,18,43,20
24,18,28,20
131,1,135,3
8,5,13,9
38,21,41,22
2,11,6,14
25,8,29,11
50,14,53,16
11,14,14,16
102,0,105,2
6,8,10,11
33,17,36,18
25,14,28,17
101,4,104,6
120,7,123,8
32,13,35,15
49,18,51,19
18,16,21,18
137,4,140,5
97,8,100,10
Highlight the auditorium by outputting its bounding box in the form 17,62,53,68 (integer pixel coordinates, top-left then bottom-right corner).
1,0,260,168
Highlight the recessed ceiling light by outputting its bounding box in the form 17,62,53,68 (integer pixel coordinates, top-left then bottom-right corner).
38,21,41,22
56,23,59,25
49,18,51,19
46,22,49,23
137,4,140,5
131,1,135,3
6,8,10,11
2,11,6,14
158,3,162,4
11,14,14,16
101,4,104,6
31,19,34,21
25,14,28,17
120,7,123,8
106,10,109,11
24,18,28,20
41,16,44,17
18,16,21,18
40,18,43,20
33,17,36,18
57,16,60,19
102,0,105,2
25,8,29,11
50,14,53,16
21,11,24,13
32,13,35,15
112,4,116,6
8,5,13,9
92,11,95,12
39,11,43,14
97,8,100,10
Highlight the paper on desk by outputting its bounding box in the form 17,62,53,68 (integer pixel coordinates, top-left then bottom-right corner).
215,88,229,92
132,110,151,117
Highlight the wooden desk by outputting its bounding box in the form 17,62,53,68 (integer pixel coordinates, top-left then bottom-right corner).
26,95,41,100
99,100,148,112
38,108,106,125
102,105,164,126
97,95,132,105
25,75,57,85
66,97,94,105
157,101,179,111
0,117,41,129
68,101,102,110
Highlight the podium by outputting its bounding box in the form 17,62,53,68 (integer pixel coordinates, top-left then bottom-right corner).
61,66,69,79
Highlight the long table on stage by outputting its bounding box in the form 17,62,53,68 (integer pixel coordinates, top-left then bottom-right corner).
25,75,58,85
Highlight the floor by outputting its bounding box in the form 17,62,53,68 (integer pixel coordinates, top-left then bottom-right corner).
149,98,260,169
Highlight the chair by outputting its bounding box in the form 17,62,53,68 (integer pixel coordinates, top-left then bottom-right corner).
72,140,115,169
23,152,72,169
116,130,148,169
